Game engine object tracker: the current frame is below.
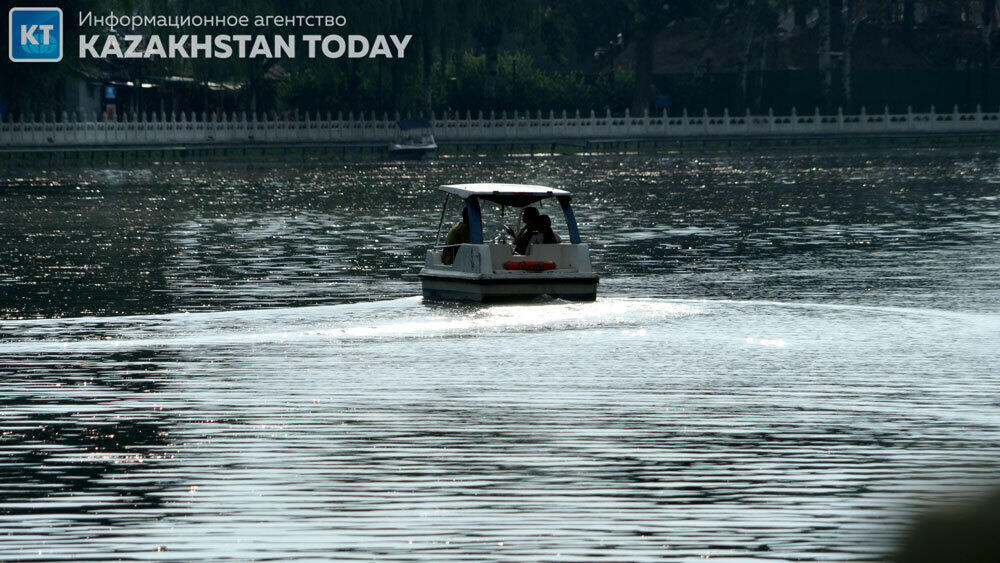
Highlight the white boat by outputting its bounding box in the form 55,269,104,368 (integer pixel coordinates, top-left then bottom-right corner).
420,183,599,302
389,117,437,159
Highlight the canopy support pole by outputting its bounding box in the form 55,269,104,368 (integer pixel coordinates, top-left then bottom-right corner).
467,197,484,244
558,196,581,244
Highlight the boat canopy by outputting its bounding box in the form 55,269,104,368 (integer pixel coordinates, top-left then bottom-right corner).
436,183,581,244
398,117,432,130
439,183,571,207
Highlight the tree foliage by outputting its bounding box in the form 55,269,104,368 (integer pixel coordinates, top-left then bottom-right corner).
1,0,996,119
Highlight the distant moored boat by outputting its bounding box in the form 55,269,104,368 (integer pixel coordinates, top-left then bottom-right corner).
389,117,437,159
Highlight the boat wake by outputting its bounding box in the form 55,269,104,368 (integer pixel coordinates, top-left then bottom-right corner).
0,296,994,355
0,297,696,353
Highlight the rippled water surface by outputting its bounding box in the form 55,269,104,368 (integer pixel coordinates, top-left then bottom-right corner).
1,150,999,560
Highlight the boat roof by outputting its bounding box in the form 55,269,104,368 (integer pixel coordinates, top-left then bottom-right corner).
438,183,571,206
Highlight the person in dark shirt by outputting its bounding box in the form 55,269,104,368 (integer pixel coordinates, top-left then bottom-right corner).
508,206,540,255
523,215,562,255
529,215,562,245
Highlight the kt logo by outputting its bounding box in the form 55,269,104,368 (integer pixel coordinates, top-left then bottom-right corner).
9,7,63,62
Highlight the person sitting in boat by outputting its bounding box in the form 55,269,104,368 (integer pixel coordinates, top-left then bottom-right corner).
442,207,470,265
527,215,562,247
509,207,540,254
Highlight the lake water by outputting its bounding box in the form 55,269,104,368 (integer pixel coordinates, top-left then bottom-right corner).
1,150,999,560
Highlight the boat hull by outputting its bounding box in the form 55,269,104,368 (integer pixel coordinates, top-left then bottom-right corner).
389,144,438,160
420,273,598,302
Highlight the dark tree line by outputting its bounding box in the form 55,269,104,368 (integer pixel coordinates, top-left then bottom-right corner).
2,0,999,119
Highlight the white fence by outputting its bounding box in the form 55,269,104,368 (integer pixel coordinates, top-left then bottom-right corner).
2,106,999,148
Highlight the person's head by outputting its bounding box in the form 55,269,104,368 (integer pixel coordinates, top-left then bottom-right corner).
521,206,540,224
538,215,552,229
461,207,469,224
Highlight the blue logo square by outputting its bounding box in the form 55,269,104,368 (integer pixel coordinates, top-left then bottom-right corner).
9,7,63,62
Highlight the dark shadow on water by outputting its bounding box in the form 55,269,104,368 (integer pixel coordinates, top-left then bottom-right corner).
894,485,1000,563
0,349,182,524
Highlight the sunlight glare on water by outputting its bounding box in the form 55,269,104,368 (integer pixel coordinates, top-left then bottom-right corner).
1,150,999,560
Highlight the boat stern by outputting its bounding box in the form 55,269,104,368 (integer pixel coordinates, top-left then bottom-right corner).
420,243,599,302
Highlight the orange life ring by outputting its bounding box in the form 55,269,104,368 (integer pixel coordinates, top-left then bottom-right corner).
503,260,557,271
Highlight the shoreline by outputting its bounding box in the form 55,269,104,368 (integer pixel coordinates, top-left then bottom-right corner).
4,133,1000,168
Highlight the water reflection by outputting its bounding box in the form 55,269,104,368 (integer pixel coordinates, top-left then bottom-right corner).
0,297,998,559
2,149,998,318
1,150,999,560
0,349,177,525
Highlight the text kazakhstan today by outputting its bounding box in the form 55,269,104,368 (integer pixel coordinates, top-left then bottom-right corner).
76,11,409,60
79,33,413,59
